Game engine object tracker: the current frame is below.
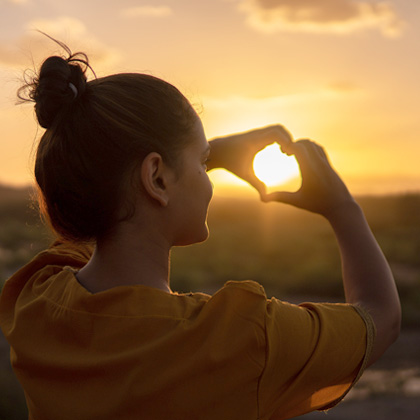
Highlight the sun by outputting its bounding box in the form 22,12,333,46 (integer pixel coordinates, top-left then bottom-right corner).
253,143,300,188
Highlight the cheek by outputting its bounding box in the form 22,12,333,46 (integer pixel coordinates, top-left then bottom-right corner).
202,173,213,202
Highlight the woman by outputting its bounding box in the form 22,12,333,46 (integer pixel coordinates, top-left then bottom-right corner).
0,46,400,420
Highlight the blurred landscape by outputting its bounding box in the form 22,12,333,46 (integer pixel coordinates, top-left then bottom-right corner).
0,184,419,419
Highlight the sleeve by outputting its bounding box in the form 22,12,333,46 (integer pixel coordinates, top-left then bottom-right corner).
258,299,375,420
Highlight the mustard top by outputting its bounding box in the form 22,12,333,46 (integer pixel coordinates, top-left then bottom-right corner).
0,242,375,420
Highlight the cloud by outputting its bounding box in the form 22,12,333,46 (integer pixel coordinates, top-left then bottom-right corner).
120,5,173,18
327,80,360,92
237,0,404,37
2,0,29,4
0,17,121,70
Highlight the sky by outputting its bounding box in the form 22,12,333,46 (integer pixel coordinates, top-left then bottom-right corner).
0,0,419,196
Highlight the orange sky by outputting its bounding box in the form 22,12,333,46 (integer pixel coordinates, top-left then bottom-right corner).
1,0,419,195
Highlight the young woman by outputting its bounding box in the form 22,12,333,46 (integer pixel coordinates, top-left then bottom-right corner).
0,46,400,420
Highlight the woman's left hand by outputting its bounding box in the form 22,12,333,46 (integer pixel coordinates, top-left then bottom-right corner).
208,125,293,199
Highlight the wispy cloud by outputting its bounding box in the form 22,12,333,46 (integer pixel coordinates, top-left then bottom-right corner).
3,0,29,4
120,5,173,19
327,80,360,93
237,0,404,37
0,17,121,70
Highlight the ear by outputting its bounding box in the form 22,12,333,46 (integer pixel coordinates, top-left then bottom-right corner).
140,152,171,207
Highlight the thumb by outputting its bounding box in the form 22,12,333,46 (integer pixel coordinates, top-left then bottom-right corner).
246,174,267,198
262,191,301,207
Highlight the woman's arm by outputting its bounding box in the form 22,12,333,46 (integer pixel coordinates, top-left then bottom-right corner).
265,139,401,366
207,125,400,365
328,202,401,366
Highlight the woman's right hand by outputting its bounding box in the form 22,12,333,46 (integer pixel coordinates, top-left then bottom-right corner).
264,139,356,219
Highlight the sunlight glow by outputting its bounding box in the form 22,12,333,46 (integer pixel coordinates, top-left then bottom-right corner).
253,143,300,187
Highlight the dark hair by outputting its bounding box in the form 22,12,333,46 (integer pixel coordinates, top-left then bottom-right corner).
19,43,198,242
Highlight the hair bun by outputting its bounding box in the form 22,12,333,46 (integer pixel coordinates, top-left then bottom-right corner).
34,55,87,129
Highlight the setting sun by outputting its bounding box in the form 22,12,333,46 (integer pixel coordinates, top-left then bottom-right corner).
253,143,300,188
0,0,419,196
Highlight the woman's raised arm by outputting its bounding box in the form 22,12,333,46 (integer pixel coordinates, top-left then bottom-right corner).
208,127,400,365
265,139,401,366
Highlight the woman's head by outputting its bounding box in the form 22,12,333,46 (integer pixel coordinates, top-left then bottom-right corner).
21,46,200,242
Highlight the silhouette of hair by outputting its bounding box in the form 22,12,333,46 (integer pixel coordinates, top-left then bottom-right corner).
19,37,198,242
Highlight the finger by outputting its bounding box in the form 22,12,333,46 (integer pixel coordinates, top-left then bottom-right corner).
303,141,335,176
251,125,293,149
281,138,311,155
270,124,294,147
262,191,301,207
313,143,333,167
285,140,315,177
247,175,267,196
297,139,328,160
280,143,294,156
290,139,332,177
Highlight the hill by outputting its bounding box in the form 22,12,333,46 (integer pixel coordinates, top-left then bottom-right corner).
0,185,419,326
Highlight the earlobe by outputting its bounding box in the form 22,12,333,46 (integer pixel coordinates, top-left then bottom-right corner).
141,152,170,207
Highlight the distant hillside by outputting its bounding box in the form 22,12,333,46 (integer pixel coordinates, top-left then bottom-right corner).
0,184,34,204
0,185,419,326
0,184,52,282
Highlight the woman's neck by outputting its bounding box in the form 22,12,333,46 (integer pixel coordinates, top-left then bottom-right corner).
76,224,172,294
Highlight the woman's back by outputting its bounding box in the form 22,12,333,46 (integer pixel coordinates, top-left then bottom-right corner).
0,242,374,420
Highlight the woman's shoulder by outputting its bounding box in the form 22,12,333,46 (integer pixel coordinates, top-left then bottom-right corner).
213,280,267,298
13,240,93,278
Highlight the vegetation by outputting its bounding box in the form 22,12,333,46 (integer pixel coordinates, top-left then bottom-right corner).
0,184,419,326
0,185,53,282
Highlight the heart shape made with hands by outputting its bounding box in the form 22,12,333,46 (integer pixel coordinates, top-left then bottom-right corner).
253,143,301,192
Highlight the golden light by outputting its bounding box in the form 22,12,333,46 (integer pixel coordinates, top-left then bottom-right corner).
253,143,300,188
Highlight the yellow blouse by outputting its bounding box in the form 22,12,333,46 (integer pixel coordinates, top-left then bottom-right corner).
0,242,375,420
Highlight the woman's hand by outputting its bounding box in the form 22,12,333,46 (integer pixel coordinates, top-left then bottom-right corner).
264,139,356,219
208,125,293,198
